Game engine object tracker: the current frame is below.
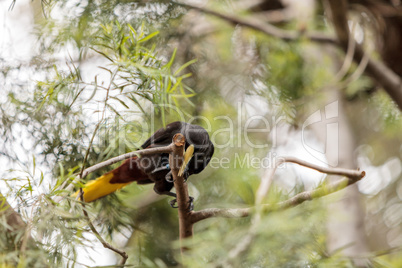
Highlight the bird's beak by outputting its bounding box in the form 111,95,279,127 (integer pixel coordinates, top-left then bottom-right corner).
178,144,194,177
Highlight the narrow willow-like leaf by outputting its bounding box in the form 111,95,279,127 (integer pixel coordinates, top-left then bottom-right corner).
163,48,177,70
39,171,44,186
128,24,137,37
138,31,160,43
107,103,122,117
90,47,114,62
69,86,86,108
110,96,130,109
174,59,197,76
127,94,146,114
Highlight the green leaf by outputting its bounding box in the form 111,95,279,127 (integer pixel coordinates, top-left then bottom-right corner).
163,48,177,70
110,96,129,109
90,47,114,62
128,23,137,37
39,171,44,186
32,155,36,177
85,79,98,103
138,31,160,43
69,86,86,108
127,94,146,114
174,59,197,76
107,103,122,116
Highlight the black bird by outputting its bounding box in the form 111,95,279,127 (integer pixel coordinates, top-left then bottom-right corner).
77,121,214,209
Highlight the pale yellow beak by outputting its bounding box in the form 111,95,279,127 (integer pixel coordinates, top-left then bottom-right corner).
178,144,194,177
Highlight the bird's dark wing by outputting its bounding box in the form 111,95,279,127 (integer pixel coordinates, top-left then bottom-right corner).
141,121,183,148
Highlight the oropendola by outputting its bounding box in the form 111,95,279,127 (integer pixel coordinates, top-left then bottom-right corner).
76,121,214,209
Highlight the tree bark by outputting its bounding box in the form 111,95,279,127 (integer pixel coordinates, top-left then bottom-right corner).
0,193,36,254
0,194,27,233
170,134,194,250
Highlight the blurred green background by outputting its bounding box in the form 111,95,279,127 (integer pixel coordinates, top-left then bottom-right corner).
0,0,401,267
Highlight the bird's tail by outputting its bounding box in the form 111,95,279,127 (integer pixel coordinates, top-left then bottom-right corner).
73,157,147,202
73,172,132,202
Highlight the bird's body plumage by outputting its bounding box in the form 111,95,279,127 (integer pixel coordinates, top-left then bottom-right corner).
79,121,214,202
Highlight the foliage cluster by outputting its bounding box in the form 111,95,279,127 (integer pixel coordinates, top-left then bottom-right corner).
1,1,401,267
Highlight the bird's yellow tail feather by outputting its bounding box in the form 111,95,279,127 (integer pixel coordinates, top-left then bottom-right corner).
73,172,132,202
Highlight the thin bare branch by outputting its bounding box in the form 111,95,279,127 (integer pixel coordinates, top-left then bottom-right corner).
80,145,173,178
282,156,364,178
334,42,370,90
190,207,251,222
81,205,128,265
53,145,173,203
173,1,337,45
190,157,365,223
363,48,402,109
332,21,357,83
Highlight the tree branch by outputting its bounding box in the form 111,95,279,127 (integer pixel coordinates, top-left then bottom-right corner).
169,134,194,251
53,145,173,203
358,46,402,109
175,0,402,110
190,157,365,223
80,145,174,178
0,194,27,232
325,0,402,109
81,205,128,265
173,1,337,45
0,193,36,252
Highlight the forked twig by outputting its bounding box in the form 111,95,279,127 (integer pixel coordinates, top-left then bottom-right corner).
191,157,365,223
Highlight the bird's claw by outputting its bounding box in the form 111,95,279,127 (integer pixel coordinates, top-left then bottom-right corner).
165,171,173,183
169,196,194,211
183,171,190,182
165,170,189,183
188,196,194,211
169,199,178,208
